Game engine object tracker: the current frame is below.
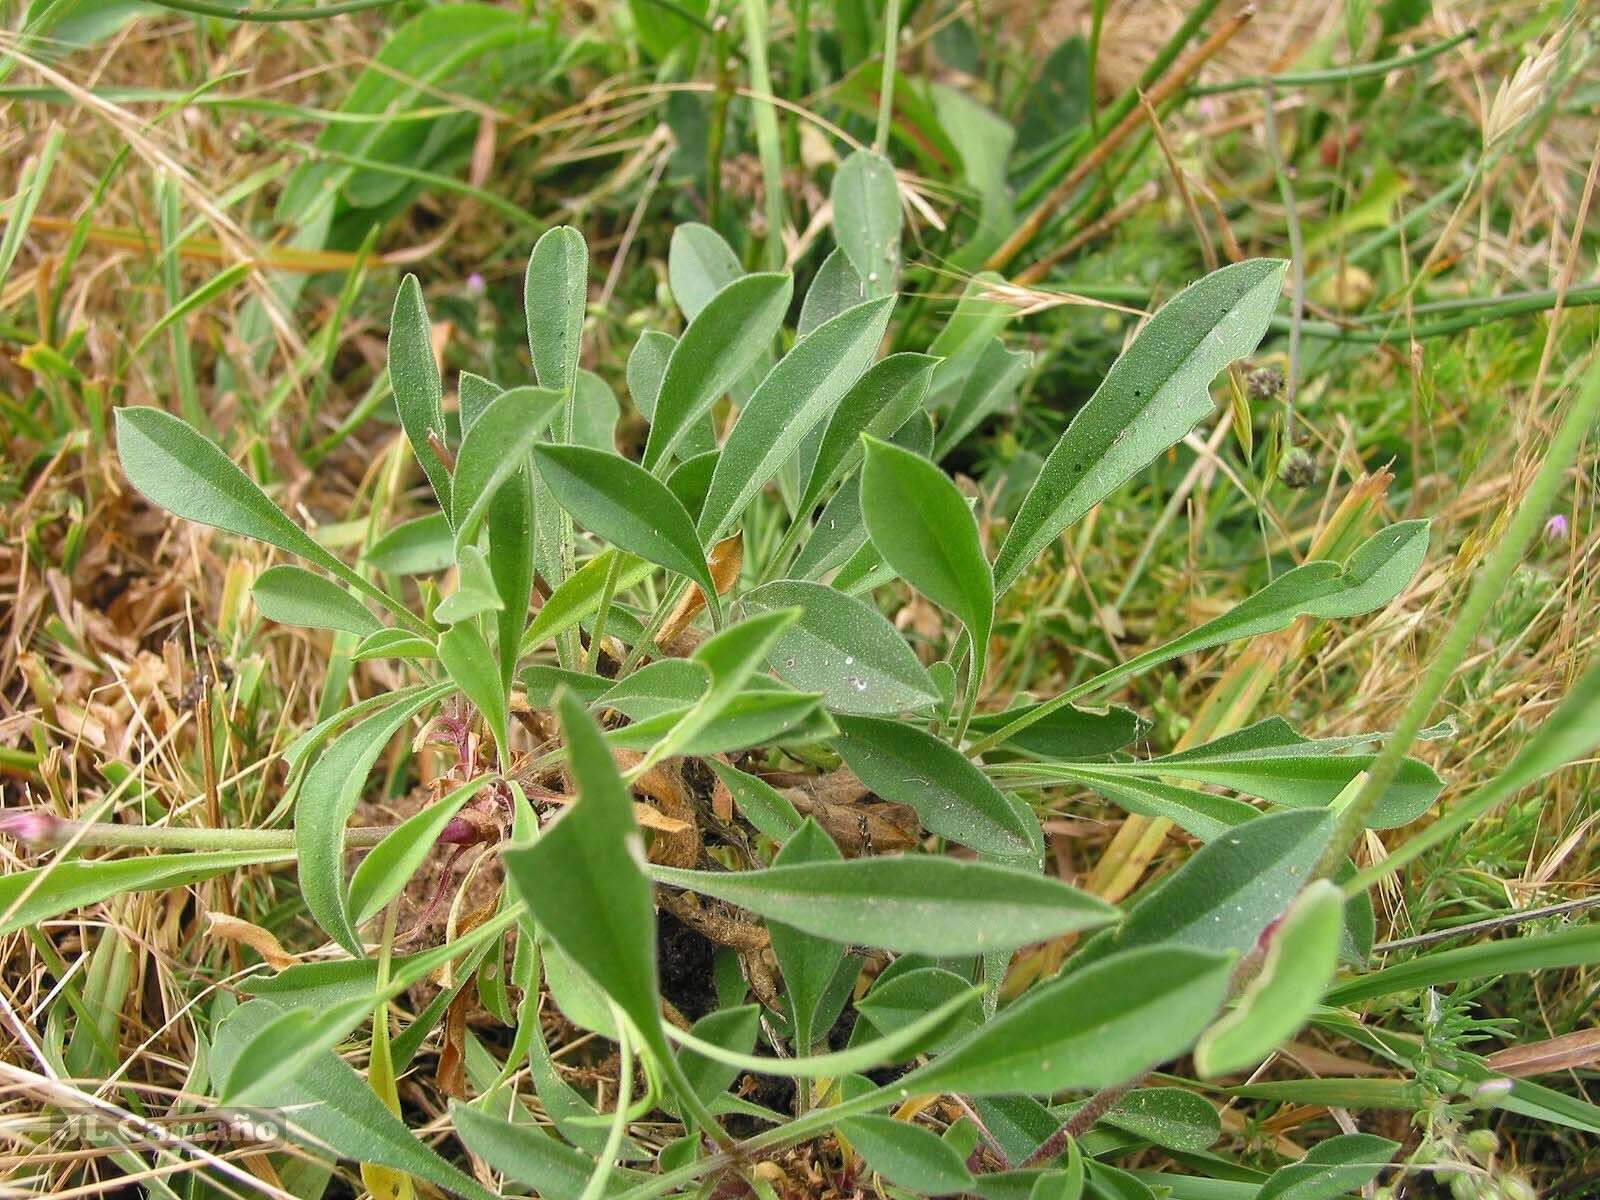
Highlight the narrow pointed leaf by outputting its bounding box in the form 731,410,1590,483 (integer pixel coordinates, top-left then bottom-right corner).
798,247,865,336
901,946,1233,1097
834,715,1040,859
520,550,654,655
534,444,715,599
450,385,562,545
769,820,847,1055
365,512,453,575
699,296,895,541
1256,1133,1398,1200
253,565,381,636
650,856,1117,955
832,149,902,297
642,272,793,471
798,352,938,517
995,259,1287,594
388,275,453,513
347,777,493,926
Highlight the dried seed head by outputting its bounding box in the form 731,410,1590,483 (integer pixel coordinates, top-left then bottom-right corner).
1279,448,1317,491
1246,363,1284,400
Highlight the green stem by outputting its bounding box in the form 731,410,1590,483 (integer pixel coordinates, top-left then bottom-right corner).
741,0,787,270
1324,354,1600,873
144,0,402,20
585,550,627,674
873,0,901,154
1191,27,1477,95
10,818,394,852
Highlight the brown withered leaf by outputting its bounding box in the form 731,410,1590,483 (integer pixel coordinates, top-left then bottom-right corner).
1487,1028,1600,1078
659,532,742,655
206,912,297,970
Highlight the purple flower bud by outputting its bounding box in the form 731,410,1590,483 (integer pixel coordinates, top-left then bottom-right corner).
466,272,486,297
0,809,64,846
1545,513,1569,543
437,817,478,845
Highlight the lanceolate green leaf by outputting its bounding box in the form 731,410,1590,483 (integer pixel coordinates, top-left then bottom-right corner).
1195,880,1344,1077
525,225,588,396
388,274,453,513
797,247,866,336
649,856,1117,955
860,435,994,655
114,408,408,626
707,760,803,842
450,385,563,545
0,850,292,937
501,692,669,1061
994,259,1287,594
439,622,509,762
1076,809,1334,968
520,549,655,655
901,946,1233,1097
364,512,453,575
768,820,847,1056
834,715,1041,859
1256,1133,1398,1200
533,444,716,604
295,683,451,955
832,149,902,297
973,522,1429,755
627,328,676,421
840,1115,974,1195
797,352,938,517
699,295,896,541
1327,924,1600,1005
212,1001,497,1200
743,580,938,714
252,565,381,636
347,777,492,925
642,272,793,471
453,1100,636,1197
669,222,743,320
933,338,1031,461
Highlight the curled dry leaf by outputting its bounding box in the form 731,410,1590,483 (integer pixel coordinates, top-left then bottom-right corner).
206,912,298,970
659,532,743,654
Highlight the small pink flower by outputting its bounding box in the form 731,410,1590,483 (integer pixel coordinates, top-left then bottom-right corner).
0,809,64,846
466,272,486,297
1545,513,1569,543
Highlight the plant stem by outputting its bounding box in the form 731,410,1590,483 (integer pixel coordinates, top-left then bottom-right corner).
741,0,786,270
1321,353,1600,873
874,0,901,154
7,817,394,852
1192,26,1476,95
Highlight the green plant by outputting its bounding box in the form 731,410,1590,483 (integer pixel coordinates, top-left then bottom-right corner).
9,150,1600,1199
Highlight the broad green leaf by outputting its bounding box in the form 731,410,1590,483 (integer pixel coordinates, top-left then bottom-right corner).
0,849,291,937
453,1100,633,1196
1256,1133,1398,1200
347,777,493,926
596,658,710,720
1195,881,1344,1077
666,448,719,518
901,946,1232,1097
699,296,896,541
742,580,938,714
450,385,562,546
115,408,364,590
797,247,866,336
295,683,451,955
642,272,793,471
994,259,1287,594
1327,924,1600,1005
649,855,1117,955
841,1116,974,1195
211,1001,496,1200
707,760,803,842
1115,718,1444,829
769,820,847,1055
352,628,437,663
860,435,994,653
834,715,1041,859
534,444,716,603
242,955,421,1010
832,149,901,297
365,512,453,575
669,222,742,320
501,693,667,1062
388,275,453,513
520,550,654,656
524,225,588,396
438,622,509,761
797,352,938,517
253,565,381,636
1075,809,1334,969
573,369,622,451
